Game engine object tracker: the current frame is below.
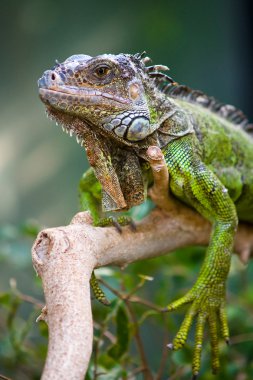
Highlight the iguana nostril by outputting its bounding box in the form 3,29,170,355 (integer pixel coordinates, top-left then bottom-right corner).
51,73,56,80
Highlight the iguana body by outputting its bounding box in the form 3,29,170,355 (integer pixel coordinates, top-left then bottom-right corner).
38,53,253,377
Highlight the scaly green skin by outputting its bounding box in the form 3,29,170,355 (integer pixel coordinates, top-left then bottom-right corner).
163,134,237,375
38,52,253,377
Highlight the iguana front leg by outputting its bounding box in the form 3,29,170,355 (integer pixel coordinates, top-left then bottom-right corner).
79,168,111,305
163,136,238,378
79,167,135,305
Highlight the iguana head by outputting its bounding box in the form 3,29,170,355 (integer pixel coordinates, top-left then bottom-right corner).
38,53,176,211
38,53,173,146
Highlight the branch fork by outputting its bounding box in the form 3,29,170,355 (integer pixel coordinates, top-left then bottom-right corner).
31,147,253,379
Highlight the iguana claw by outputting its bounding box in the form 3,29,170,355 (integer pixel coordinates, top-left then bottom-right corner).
94,215,136,232
165,280,229,377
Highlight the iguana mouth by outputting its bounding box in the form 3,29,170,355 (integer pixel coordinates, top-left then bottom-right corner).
38,87,130,107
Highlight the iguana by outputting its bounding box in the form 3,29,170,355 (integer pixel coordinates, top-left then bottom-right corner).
38,52,253,378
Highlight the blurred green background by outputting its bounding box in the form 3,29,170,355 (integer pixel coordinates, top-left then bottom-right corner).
0,0,252,379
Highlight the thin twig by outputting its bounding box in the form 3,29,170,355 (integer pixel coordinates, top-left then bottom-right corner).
98,278,122,298
155,313,169,380
125,299,153,380
0,374,12,380
166,366,188,380
124,278,146,300
230,333,253,345
128,296,162,312
127,366,146,379
93,321,116,344
93,338,98,380
17,292,44,309
99,279,161,311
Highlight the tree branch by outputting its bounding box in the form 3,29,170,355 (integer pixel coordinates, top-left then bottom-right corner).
31,147,253,379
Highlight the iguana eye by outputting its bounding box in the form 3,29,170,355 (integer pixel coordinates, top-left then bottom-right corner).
94,65,111,78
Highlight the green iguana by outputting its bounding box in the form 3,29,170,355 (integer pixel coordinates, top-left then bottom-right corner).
38,52,253,378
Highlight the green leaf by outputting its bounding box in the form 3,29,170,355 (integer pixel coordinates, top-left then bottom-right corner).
20,220,41,237
7,295,21,329
108,305,129,359
0,293,11,306
97,353,117,370
38,320,48,338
